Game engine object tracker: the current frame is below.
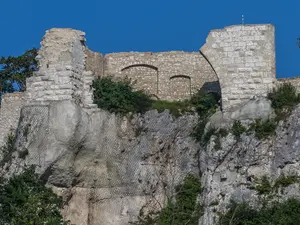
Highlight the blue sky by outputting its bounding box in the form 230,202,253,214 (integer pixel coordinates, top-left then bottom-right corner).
1,0,300,78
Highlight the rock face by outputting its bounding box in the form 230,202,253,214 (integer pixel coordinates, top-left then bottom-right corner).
10,101,199,225
2,99,300,225
199,105,300,225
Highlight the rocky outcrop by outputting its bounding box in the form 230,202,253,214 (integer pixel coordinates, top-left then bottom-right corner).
2,99,300,225
6,101,199,225
199,105,300,225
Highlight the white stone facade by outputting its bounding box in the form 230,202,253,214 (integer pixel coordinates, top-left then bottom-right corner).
201,24,276,112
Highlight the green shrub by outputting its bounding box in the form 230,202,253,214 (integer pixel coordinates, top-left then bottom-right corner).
0,166,67,225
268,83,300,121
0,134,16,167
219,201,260,225
231,121,247,138
219,199,300,225
274,175,299,192
255,176,272,195
92,77,152,114
152,90,219,118
190,91,220,118
268,83,300,110
190,91,220,144
253,175,299,196
248,119,277,140
152,100,192,117
132,174,203,225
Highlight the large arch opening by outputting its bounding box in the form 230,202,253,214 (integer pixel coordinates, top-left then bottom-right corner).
199,81,222,110
199,50,222,110
121,64,158,95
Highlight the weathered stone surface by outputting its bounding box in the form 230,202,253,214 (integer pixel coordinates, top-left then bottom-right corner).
104,52,218,100
3,99,300,224
230,97,273,121
26,28,97,110
0,92,26,145
199,105,300,225
8,101,199,225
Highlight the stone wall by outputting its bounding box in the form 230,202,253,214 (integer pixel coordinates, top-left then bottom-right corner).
201,24,276,112
23,25,278,109
0,93,26,145
0,23,281,143
25,28,97,109
85,48,104,77
104,52,218,100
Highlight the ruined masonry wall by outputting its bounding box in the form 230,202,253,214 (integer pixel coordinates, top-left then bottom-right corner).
26,28,96,109
104,52,218,100
201,24,276,112
0,93,26,145
0,24,280,145
85,48,104,77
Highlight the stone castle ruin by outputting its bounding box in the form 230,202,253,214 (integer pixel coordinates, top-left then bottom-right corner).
0,23,299,144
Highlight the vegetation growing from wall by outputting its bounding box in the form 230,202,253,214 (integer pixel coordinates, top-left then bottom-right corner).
0,48,37,94
268,83,300,121
219,198,300,225
0,165,67,225
93,77,220,120
92,77,153,114
190,91,219,118
254,176,273,195
248,119,277,140
274,175,299,191
132,174,203,225
231,121,247,139
151,100,192,118
191,91,220,144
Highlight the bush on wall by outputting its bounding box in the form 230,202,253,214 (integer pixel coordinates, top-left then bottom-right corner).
92,77,152,114
268,83,300,121
92,76,221,119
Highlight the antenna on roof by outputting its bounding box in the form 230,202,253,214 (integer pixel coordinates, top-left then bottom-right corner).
242,15,244,25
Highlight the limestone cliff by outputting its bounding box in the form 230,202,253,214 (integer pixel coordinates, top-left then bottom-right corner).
199,104,300,224
1,100,199,225
1,98,300,225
